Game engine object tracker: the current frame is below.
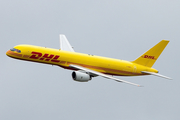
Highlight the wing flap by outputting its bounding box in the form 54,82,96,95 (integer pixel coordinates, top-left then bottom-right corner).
69,64,142,87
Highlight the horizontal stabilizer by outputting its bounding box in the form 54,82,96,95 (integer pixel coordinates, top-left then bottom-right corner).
60,34,75,52
141,71,172,80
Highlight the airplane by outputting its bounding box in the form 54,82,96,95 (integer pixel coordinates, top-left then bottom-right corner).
6,34,172,87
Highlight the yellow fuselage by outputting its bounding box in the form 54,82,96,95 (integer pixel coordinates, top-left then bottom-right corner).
6,44,158,76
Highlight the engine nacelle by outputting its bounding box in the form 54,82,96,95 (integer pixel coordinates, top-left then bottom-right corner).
72,71,92,82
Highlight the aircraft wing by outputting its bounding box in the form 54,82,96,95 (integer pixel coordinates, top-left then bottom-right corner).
60,34,75,52
69,64,142,87
141,71,172,80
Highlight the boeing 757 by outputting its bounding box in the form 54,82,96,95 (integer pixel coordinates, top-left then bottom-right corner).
6,34,171,87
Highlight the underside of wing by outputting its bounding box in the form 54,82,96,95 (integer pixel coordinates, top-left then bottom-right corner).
69,64,142,87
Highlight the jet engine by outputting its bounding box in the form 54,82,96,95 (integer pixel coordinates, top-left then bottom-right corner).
72,71,92,82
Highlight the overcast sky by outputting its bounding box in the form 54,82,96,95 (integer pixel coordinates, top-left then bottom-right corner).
1,0,180,120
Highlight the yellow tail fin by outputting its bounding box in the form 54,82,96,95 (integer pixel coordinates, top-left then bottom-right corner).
132,40,169,67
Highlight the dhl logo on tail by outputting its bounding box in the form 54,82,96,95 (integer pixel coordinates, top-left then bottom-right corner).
141,55,156,60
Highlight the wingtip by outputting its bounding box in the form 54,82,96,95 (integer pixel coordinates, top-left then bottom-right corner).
138,85,144,87
60,34,65,36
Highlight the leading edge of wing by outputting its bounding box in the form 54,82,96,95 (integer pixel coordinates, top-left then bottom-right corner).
69,64,142,87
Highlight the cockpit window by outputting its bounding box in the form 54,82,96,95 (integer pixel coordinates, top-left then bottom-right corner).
10,48,21,53
10,48,16,51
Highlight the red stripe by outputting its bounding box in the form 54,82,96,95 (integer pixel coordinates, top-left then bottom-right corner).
23,55,30,58
7,51,22,57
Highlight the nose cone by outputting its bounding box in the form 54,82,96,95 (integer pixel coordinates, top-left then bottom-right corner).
6,49,22,58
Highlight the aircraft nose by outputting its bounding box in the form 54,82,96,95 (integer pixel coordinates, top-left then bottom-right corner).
6,50,11,56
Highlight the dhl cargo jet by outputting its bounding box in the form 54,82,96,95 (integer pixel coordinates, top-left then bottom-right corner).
6,34,172,87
